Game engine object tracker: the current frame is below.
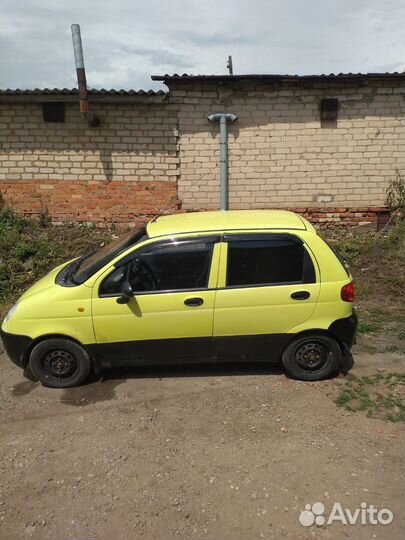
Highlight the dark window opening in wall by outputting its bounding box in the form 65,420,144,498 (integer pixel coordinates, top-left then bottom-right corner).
320,98,338,127
42,102,65,123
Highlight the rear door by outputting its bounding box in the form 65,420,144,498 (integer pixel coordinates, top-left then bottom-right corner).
213,233,321,360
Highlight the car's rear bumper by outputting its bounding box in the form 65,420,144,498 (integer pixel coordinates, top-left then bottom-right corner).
329,310,358,348
339,343,354,374
328,310,358,374
0,329,32,368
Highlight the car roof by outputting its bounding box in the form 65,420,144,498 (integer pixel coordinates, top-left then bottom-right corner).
146,210,313,238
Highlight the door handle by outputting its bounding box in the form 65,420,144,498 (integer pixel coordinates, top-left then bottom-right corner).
291,291,310,300
184,297,204,307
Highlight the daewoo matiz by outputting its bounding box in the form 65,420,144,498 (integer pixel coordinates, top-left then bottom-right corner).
1,210,357,388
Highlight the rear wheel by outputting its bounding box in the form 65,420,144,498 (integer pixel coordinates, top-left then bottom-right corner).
282,334,341,381
29,338,92,388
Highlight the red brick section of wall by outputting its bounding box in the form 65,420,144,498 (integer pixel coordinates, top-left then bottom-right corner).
185,206,387,227
0,180,385,227
288,207,387,227
0,180,179,227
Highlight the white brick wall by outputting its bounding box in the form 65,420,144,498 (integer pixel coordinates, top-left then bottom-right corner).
173,81,405,210
0,79,404,217
0,102,178,183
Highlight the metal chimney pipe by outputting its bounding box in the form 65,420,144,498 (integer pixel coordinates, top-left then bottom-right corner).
71,24,99,126
71,24,88,113
207,112,238,210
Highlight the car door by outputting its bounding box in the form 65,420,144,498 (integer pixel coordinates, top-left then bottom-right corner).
91,236,221,366
213,233,321,360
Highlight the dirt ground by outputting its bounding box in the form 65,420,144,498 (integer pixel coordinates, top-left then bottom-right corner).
0,333,404,540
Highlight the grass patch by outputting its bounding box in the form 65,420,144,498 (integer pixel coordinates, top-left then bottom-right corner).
357,322,380,334
326,221,405,302
0,210,117,318
387,345,403,353
367,306,386,317
355,302,403,340
335,373,405,422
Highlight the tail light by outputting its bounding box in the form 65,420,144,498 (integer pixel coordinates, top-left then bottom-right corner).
341,281,355,302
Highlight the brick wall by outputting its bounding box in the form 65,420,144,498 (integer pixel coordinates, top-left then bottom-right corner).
0,101,179,224
0,179,177,226
0,78,404,226
173,80,405,219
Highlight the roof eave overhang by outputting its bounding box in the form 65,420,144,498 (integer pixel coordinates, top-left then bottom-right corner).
0,94,167,104
152,73,405,87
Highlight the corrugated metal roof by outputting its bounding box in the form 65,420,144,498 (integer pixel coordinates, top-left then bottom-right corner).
152,72,405,83
0,87,168,104
0,88,166,96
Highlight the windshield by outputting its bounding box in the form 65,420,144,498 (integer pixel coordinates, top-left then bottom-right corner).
71,226,148,284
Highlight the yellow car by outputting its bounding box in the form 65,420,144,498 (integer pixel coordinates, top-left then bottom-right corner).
1,210,357,388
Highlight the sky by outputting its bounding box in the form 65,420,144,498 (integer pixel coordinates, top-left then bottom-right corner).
0,0,404,90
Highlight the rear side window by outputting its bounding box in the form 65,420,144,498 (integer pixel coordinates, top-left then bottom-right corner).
226,237,316,287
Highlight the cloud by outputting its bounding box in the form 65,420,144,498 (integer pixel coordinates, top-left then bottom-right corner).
0,0,404,90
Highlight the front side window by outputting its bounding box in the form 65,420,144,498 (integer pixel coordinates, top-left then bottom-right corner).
71,227,147,285
226,236,316,287
100,239,216,296
56,226,148,287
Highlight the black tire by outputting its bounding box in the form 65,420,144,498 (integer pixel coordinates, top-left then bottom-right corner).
282,333,341,381
29,338,92,388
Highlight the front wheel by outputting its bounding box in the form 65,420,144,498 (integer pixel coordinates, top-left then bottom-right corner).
282,334,341,381
29,338,92,388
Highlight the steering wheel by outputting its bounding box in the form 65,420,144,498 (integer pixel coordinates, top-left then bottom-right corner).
131,258,158,291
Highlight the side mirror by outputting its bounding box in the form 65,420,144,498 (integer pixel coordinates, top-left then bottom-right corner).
116,280,133,304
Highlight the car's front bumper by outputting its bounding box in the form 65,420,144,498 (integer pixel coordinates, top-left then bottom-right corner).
0,329,32,368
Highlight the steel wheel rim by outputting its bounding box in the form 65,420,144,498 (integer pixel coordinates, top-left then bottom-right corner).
294,341,329,371
43,349,77,380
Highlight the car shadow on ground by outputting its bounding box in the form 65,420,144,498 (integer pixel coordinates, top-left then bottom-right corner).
60,362,286,407
10,362,287,408
101,361,285,381
10,362,286,407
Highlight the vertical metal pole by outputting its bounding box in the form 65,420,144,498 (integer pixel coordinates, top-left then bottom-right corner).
208,113,237,210
219,116,228,210
227,55,234,75
71,24,89,114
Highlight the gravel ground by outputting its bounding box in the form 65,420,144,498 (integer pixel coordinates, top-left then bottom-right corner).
0,337,404,540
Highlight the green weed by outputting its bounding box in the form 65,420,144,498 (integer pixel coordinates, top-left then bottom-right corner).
357,322,379,334
335,373,405,422
0,210,115,317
